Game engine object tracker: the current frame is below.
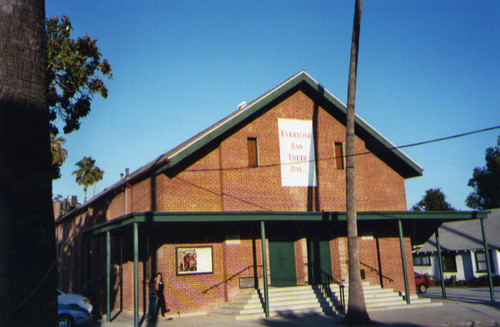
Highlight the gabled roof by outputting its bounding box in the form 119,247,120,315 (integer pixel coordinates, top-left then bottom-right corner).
154,70,423,177
415,209,500,252
58,71,423,219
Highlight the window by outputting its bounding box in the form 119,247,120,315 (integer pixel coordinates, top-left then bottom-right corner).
247,137,258,167
442,254,457,272
475,251,495,273
334,142,344,170
413,254,431,266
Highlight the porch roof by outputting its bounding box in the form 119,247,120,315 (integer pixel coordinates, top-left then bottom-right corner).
84,210,487,238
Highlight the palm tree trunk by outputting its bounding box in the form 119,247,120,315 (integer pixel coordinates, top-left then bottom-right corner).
344,0,370,324
0,1,57,325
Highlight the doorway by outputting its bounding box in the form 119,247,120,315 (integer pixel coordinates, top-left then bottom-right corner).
269,239,297,287
307,237,333,285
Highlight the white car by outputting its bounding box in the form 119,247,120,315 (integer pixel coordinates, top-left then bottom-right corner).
58,304,93,327
57,289,93,314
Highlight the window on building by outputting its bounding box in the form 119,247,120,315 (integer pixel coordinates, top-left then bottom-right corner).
334,142,344,170
413,254,431,266
442,254,457,272
475,251,495,273
247,137,258,167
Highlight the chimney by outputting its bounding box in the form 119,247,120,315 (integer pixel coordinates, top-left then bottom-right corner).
125,168,130,178
67,195,77,208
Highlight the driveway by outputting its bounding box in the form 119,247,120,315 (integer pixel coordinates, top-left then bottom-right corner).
422,286,500,305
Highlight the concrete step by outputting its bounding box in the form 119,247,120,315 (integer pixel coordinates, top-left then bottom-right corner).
222,296,332,311
213,281,440,320
233,306,325,320
213,285,338,319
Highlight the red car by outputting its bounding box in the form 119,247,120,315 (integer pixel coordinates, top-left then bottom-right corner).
415,272,432,293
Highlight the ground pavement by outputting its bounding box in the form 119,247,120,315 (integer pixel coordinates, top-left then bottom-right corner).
95,288,500,327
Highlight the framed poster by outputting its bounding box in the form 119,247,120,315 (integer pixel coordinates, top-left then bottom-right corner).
176,246,213,275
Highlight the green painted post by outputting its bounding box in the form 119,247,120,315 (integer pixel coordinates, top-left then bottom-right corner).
397,219,410,304
106,231,111,322
435,229,446,299
480,218,495,303
260,221,269,317
133,223,139,327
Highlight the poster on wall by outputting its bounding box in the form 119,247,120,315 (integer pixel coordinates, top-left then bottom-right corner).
176,246,213,275
278,118,317,187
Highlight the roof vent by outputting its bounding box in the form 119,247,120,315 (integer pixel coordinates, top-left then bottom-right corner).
238,101,247,110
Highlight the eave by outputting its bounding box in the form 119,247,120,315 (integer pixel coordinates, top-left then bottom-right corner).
84,210,487,236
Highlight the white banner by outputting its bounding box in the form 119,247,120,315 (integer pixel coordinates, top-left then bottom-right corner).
278,118,317,187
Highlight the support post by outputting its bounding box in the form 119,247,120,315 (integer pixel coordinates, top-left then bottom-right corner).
435,228,446,299
133,223,139,327
260,221,269,317
106,231,111,322
397,219,410,304
480,218,495,303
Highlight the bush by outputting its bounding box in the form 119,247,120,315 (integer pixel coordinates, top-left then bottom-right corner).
468,275,500,287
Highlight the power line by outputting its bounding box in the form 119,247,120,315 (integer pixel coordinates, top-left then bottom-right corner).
183,125,500,173
396,125,500,150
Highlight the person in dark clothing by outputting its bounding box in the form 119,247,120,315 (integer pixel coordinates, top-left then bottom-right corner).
146,276,158,322
155,273,171,320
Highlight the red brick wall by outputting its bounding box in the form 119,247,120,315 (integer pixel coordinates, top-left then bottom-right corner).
376,234,416,294
157,90,407,212
337,231,416,295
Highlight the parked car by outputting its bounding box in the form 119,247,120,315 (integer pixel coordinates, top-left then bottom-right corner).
415,272,432,293
57,289,93,314
58,304,93,327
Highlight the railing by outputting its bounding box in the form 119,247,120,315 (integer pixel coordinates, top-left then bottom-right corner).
202,265,262,294
320,270,345,313
346,260,394,283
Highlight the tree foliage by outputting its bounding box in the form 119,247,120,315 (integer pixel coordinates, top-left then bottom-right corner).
466,136,500,210
46,16,112,136
73,156,104,203
50,133,68,179
412,188,455,211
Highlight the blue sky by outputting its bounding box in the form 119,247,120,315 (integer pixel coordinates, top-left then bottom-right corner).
47,1,500,210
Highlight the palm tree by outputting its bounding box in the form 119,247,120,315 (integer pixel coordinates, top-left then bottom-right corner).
344,0,370,324
73,156,105,202
50,133,68,179
0,0,57,325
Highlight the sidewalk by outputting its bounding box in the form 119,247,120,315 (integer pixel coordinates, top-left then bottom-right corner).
98,298,500,327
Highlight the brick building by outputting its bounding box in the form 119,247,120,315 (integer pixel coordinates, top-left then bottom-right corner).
55,71,483,321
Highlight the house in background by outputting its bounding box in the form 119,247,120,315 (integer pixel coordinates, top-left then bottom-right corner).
413,209,499,282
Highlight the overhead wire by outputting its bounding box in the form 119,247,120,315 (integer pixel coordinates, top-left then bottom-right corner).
181,125,500,173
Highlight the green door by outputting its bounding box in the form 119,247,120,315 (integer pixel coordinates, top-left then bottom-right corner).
307,238,333,284
269,240,297,287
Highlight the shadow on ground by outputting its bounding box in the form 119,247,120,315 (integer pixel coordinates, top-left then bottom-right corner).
259,311,426,327
423,293,500,309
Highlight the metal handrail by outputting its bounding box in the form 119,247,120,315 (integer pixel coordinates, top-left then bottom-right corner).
320,270,345,313
347,260,394,283
202,265,262,294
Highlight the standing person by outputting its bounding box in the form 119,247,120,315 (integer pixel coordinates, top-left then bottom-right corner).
155,273,172,320
146,275,158,322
